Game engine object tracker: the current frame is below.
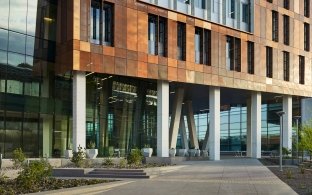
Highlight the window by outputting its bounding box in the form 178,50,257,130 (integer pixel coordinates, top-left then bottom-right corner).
283,51,289,81
230,0,235,19
247,41,254,74
299,56,305,84
267,0,272,2
242,3,249,23
194,0,205,9
226,36,241,72
177,22,186,61
304,0,310,18
283,15,289,45
148,14,168,57
272,11,279,42
103,2,114,46
194,27,211,65
90,0,114,46
266,47,273,78
304,23,310,51
284,0,289,10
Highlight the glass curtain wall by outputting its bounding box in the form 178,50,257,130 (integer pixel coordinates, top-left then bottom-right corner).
86,74,157,157
0,0,72,158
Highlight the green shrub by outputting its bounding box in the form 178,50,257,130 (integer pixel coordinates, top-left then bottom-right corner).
103,158,114,167
12,148,26,168
300,165,305,174
87,141,96,149
127,149,143,166
282,147,291,156
285,169,292,179
119,158,127,168
71,145,86,168
16,159,52,192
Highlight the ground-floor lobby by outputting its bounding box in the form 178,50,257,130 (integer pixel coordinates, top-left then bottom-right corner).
0,71,309,159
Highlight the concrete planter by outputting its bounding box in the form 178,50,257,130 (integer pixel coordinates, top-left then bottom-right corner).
64,150,73,159
86,149,98,159
195,149,201,157
177,149,188,157
141,148,153,157
188,149,197,157
169,149,176,157
202,150,208,157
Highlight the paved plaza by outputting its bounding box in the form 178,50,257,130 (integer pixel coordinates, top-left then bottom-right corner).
36,159,297,195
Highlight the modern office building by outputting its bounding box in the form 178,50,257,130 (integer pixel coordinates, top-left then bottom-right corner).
0,0,311,159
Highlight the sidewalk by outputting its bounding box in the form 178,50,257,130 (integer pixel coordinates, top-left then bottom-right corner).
31,158,297,195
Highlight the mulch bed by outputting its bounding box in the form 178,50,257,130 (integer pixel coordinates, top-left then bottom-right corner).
0,178,113,195
260,158,312,195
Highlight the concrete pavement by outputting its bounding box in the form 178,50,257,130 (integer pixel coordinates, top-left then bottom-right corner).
33,159,297,195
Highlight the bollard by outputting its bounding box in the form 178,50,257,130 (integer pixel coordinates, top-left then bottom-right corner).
0,154,2,169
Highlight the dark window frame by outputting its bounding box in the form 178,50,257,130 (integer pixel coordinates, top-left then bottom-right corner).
284,0,290,10
283,51,289,81
148,14,168,57
194,27,211,65
304,0,310,18
272,11,279,42
283,15,289,45
266,46,273,78
304,23,310,51
226,36,241,72
247,41,254,74
299,55,305,84
177,22,186,61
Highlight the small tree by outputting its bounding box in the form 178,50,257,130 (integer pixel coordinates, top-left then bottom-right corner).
12,148,26,168
299,123,312,160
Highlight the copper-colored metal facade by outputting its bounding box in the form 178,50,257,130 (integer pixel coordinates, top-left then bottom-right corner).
57,0,312,97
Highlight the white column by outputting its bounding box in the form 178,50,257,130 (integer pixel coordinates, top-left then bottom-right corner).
169,87,184,149
246,99,252,157
283,95,292,150
73,71,86,151
157,80,169,157
209,87,220,161
251,92,261,158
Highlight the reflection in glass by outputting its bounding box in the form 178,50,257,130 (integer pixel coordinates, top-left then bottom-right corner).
0,0,9,29
8,52,25,67
26,36,35,56
0,29,8,51
0,50,7,65
27,0,38,36
9,0,27,33
91,0,101,44
9,32,26,54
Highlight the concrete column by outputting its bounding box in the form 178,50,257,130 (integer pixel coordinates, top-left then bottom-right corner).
251,92,261,158
209,87,220,160
202,126,209,151
179,116,189,149
169,87,184,149
186,101,199,149
73,71,86,151
283,95,292,150
246,99,252,157
157,80,169,157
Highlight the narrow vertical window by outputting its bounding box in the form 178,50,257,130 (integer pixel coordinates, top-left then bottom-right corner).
91,0,101,44
304,0,310,18
103,2,114,46
304,23,310,51
272,11,279,42
195,27,203,64
299,56,305,84
177,22,186,61
203,29,211,65
283,51,289,81
158,17,167,57
242,3,249,23
247,41,254,74
226,36,241,72
283,15,289,45
266,46,273,78
230,0,235,19
284,0,289,10
148,14,158,55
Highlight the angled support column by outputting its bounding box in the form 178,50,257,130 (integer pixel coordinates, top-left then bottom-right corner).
246,99,252,157
73,71,86,151
209,87,220,160
179,116,189,149
283,95,292,150
251,92,261,158
186,101,199,149
157,80,169,157
202,126,209,151
169,87,184,149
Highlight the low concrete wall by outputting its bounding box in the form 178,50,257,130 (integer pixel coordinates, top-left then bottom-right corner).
145,157,187,165
52,168,93,177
